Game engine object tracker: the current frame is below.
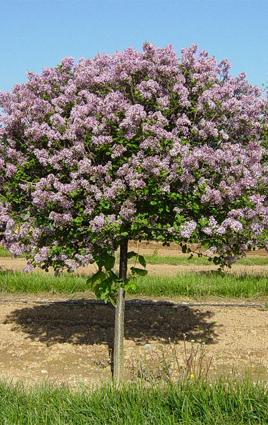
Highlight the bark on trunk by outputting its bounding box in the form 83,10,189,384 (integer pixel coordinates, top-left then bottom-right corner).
113,239,128,383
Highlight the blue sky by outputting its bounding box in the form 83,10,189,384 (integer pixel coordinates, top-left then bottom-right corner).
1,0,268,91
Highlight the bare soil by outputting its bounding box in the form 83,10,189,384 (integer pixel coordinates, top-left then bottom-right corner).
0,296,268,387
0,247,267,387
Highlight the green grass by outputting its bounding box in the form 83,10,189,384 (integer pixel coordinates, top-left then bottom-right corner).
0,380,267,424
238,256,268,266
0,270,267,298
143,254,268,266
0,246,12,257
132,272,268,298
0,270,87,294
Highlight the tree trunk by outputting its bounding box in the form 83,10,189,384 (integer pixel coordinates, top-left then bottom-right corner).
113,239,128,384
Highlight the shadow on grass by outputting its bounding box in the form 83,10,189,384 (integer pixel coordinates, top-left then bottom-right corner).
5,299,217,347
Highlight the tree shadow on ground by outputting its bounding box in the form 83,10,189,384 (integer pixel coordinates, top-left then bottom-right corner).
5,299,217,349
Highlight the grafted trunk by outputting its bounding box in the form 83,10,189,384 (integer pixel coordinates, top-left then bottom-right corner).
113,239,128,383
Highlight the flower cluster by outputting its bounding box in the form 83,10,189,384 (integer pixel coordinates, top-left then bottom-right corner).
0,43,267,272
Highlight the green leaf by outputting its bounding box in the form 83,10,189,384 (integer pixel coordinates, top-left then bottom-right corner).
127,251,138,259
87,270,107,286
130,267,148,276
108,270,119,280
92,273,119,304
138,255,146,268
124,278,137,293
97,254,115,271
104,254,115,271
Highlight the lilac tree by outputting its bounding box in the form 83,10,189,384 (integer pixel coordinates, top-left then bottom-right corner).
0,44,267,381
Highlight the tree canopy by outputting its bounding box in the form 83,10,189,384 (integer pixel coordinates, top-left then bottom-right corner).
0,43,267,300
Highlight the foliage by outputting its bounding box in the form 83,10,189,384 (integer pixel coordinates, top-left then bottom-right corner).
0,43,267,300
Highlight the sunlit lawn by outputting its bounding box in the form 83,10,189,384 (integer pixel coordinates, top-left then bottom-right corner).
0,269,267,298
0,380,268,425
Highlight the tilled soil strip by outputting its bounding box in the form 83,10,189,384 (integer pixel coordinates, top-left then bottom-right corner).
0,297,268,386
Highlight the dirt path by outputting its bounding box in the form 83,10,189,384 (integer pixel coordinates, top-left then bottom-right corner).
0,296,267,387
1,256,267,275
